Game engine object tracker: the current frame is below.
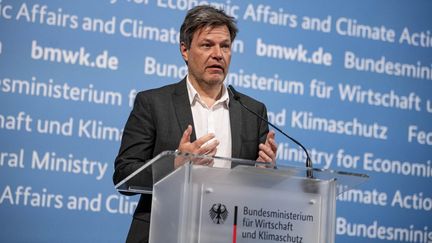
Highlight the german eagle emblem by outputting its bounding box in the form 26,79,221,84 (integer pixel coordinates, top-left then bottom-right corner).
209,203,228,224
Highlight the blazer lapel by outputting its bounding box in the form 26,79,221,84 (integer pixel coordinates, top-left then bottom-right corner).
229,94,242,158
172,79,196,141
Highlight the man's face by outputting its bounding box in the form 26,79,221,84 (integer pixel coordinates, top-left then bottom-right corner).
181,25,232,87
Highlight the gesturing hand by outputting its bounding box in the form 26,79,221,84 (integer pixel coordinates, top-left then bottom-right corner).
256,130,277,166
175,125,219,168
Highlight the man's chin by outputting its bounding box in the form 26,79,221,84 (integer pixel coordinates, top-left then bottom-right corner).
205,75,225,85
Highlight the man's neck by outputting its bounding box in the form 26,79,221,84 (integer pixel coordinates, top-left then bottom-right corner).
188,78,223,107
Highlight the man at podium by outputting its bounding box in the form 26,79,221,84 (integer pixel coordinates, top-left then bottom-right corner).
113,5,277,243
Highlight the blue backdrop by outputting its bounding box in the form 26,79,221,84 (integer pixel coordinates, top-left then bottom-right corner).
1,0,431,242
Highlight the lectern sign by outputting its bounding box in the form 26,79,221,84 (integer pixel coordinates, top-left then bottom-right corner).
199,183,321,243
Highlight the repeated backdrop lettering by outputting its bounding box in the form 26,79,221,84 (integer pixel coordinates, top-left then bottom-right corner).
0,0,431,242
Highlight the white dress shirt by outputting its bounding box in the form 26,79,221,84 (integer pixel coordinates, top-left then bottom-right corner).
186,77,232,168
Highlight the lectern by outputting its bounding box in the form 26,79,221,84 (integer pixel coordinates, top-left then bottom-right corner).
115,151,368,243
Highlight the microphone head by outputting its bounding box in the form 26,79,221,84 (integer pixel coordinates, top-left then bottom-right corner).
228,85,240,100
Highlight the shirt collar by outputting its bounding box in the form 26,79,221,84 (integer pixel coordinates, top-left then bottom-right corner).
186,75,230,108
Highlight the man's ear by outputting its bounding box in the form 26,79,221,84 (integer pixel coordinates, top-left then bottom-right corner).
180,42,188,62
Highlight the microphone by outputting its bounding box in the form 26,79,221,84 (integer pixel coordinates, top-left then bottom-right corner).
228,85,313,177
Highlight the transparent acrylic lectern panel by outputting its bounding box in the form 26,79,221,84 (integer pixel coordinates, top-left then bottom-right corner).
114,151,368,195
114,151,369,243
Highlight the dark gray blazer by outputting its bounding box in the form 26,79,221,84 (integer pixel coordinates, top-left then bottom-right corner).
113,78,269,242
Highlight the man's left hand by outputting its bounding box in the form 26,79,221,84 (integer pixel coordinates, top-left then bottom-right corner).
257,130,277,165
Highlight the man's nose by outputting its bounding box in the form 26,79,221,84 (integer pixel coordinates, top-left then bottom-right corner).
211,46,223,59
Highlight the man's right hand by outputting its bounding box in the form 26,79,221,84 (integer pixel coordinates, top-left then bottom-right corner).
174,125,219,168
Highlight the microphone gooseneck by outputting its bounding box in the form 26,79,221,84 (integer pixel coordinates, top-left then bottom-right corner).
228,85,313,176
